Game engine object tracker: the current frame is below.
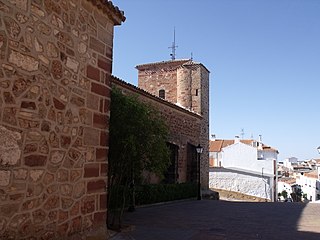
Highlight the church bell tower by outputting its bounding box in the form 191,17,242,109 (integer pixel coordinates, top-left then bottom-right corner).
136,58,210,189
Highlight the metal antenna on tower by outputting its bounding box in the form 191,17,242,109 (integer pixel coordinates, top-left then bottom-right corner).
169,27,178,60
241,128,245,139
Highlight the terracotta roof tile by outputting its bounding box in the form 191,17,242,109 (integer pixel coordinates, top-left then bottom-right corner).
210,139,255,152
209,140,243,152
262,146,278,152
304,170,318,179
209,140,223,152
136,59,210,73
278,178,296,185
209,139,278,153
136,59,191,70
135,59,210,73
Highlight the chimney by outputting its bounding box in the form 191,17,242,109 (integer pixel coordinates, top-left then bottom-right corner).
258,135,263,150
252,141,257,148
234,136,240,144
211,134,216,141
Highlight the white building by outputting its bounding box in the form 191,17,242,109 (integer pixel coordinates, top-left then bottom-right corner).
306,158,320,170
296,170,320,201
277,180,294,200
283,157,298,171
209,137,278,201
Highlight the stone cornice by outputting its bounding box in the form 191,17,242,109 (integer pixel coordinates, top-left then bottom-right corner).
136,59,210,74
86,0,126,25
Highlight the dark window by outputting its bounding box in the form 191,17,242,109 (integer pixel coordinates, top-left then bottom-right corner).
186,143,197,183
159,89,165,99
163,143,179,184
195,89,198,96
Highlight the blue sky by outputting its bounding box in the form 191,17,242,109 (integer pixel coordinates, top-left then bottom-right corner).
111,0,320,161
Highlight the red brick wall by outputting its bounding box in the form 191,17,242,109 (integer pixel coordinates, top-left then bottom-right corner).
0,0,123,238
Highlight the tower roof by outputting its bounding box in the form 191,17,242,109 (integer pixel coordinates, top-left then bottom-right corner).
136,59,210,73
136,59,190,70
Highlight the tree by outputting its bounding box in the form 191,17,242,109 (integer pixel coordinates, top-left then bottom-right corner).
107,88,171,229
281,190,288,199
291,185,302,202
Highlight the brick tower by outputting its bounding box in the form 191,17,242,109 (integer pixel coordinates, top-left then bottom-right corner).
136,59,210,189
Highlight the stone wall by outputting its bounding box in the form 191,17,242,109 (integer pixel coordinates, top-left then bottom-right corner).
112,77,202,183
0,0,124,239
198,65,210,189
137,60,190,104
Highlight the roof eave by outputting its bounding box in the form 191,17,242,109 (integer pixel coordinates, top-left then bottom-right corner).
111,76,203,119
136,59,191,70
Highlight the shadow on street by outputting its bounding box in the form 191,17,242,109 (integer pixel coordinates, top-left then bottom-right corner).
117,200,320,240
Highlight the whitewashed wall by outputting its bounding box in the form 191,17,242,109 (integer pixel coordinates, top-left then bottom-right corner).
258,149,278,161
277,181,293,197
209,151,222,167
209,169,273,200
222,142,275,175
296,174,320,201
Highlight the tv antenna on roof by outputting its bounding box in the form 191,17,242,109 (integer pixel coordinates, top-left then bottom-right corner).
169,27,178,60
241,128,245,139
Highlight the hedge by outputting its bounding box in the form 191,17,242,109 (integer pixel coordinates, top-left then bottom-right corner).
108,183,197,210
135,183,197,205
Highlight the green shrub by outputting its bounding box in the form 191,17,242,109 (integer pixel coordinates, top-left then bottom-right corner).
135,183,197,205
281,190,288,199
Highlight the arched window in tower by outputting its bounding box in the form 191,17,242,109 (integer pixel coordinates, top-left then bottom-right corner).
159,89,165,99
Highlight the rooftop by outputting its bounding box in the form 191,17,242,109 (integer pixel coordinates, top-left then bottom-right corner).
111,76,202,118
304,170,319,179
136,59,210,73
209,139,278,153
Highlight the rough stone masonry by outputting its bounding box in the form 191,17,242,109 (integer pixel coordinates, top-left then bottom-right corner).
0,0,124,239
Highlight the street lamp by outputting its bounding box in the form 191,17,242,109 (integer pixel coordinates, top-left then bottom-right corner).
196,144,203,200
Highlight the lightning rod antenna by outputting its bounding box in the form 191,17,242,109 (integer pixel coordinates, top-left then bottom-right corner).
169,27,178,60
241,128,245,139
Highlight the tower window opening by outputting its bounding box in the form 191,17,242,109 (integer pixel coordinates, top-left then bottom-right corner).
159,89,165,99
195,89,198,96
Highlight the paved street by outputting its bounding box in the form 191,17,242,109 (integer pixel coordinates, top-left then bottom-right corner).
112,200,320,240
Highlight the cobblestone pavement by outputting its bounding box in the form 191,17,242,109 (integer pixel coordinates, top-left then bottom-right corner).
111,200,320,240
